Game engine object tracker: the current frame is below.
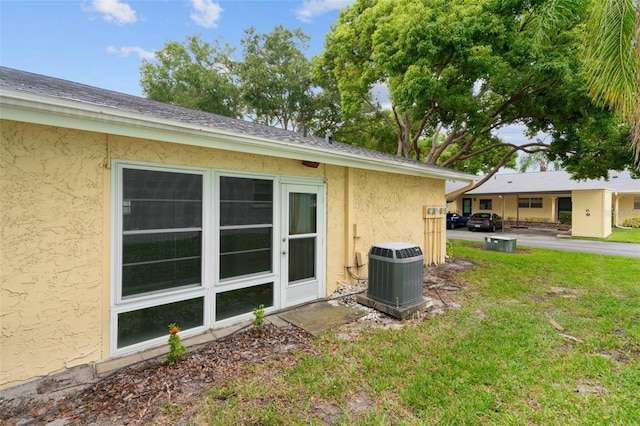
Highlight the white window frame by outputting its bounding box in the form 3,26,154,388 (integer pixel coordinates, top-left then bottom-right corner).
518,197,543,208
212,170,280,326
110,161,210,356
112,162,319,355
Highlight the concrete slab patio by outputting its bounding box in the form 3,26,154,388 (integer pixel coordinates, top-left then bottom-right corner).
278,301,368,335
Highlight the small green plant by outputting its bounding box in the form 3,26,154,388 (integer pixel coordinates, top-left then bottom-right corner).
166,323,186,366
160,401,183,416
253,304,265,328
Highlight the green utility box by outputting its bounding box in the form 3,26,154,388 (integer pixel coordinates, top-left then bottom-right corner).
484,236,517,253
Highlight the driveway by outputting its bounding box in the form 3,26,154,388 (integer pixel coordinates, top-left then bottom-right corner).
447,228,640,258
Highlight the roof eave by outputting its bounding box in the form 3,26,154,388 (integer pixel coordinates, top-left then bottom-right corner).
0,88,475,182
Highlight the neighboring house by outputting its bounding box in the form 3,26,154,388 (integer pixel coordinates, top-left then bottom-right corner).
0,67,475,389
446,170,640,238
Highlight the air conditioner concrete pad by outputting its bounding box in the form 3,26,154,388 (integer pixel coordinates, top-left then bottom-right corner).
356,294,429,320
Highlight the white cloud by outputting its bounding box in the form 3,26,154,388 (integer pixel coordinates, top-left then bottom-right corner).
90,0,137,25
295,0,353,22
190,0,223,28
107,45,155,60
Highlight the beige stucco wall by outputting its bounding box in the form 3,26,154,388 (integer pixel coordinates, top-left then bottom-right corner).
615,194,640,224
1,120,446,388
571,189,612,238
449,194,565,221
348,168,445,269
1,121,106,388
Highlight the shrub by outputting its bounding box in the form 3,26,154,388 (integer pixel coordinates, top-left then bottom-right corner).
558,212,572,225
523,216,551,222
622,217,640,228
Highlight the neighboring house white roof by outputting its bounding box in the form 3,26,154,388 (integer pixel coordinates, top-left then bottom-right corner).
446,170,639,196
0,67,476,183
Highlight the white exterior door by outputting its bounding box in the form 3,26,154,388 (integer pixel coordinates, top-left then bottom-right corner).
280,182,325,307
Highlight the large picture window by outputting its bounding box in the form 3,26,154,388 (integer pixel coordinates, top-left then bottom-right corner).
121,169,203,297
114,165,205,352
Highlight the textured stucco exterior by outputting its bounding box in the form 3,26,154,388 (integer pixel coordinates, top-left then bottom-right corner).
571,189,613,238
614,193,639,225
449,194,563,221
1,121,106,388
1,120,445,388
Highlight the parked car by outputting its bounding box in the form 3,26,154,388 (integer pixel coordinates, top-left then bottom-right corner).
446,213,468,229
467,212,503,232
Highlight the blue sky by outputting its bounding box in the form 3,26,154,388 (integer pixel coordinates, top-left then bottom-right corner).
1,0,351,96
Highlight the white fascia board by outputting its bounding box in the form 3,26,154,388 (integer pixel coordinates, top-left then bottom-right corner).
0,89,475,182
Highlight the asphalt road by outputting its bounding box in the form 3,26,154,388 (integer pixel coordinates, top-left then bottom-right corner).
447,228,640,259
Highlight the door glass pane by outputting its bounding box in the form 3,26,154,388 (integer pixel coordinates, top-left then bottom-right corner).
288,237,315,282
219,228,272,279
289,193,316,235
117,297,204,348
216,283,273,321
122,232,201,297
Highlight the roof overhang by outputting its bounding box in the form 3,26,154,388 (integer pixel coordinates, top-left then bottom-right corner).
0,88,476,183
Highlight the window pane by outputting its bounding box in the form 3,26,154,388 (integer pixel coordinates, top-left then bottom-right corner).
479,200,492,210
220,177,273,226
289,193,317,235
216,283,273,321
289,237,315,282
220,201,273,226
530,198,543,208
122,232,201,297
220,228,272,279
518,198,529,208
634,196,640,210
117,297,204,348
123,169,202,231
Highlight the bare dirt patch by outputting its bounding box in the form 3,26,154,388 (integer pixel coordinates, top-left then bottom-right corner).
1,257,473,426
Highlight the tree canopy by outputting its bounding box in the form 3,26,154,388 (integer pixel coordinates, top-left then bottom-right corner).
237,25,314,131
315,0,636,183
138,2,638,182
140,35,241,118
140,27,314,129
583,0,639,164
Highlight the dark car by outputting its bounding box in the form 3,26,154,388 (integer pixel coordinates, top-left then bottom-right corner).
467,212,503,232
446,213,468,229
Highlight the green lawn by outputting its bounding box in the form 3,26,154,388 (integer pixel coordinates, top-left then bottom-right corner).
197,240,640,425
570,227,640,243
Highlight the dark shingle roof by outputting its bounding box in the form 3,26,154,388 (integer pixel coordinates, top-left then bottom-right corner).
0,66,474,180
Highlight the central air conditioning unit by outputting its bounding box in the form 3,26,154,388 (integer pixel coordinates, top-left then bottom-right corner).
367,242,424,307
